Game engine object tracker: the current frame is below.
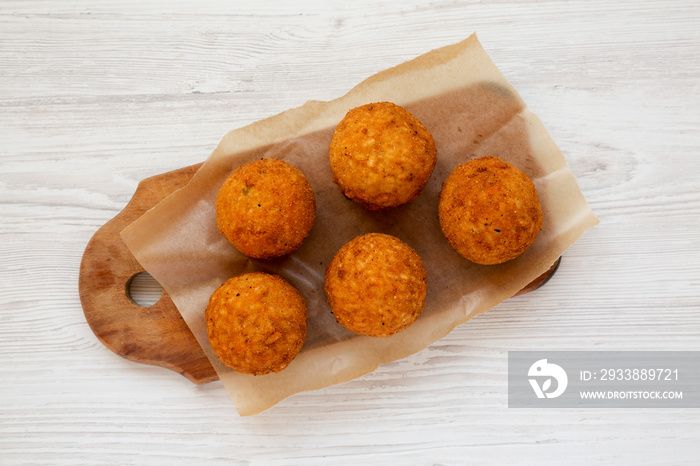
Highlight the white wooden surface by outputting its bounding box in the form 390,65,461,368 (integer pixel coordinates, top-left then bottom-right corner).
2,1,699,464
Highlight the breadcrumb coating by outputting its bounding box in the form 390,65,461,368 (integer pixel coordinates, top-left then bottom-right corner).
329,102,436,210
325,233,427,337
216,158,316,259
438,156,543,265
206,272,307,375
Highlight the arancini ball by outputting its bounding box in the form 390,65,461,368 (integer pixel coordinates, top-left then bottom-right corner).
215,158,316,259
324,233,427,337
205,272,307,375
329,102,437,210
438,156,543,265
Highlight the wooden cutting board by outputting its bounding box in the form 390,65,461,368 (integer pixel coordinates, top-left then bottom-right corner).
78,163,219,384
78,164,560,384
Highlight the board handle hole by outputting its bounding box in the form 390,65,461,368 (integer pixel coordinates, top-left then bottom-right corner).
126,272,164,307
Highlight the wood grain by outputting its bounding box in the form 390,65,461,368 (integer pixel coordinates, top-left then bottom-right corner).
78,163,218,385
2,0,700,464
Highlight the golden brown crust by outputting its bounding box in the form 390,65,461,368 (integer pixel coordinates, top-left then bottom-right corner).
206,272,307,375
324,233,427,337
438,156,543,265
215,158,316,259
329,102,437,210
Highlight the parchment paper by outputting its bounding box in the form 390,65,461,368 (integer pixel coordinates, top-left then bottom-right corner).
121,34,599,416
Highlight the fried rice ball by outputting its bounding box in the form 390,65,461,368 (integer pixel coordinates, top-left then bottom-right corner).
206,272,307,375
329,102,437,210
215,158,316,259
438,156,543,265
324,233,427,337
